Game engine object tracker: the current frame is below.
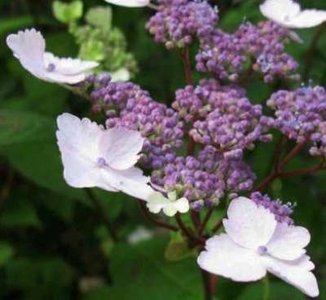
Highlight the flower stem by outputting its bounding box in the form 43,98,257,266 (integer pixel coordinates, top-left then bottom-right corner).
200,269,216,300
180,46,194,85
263,276,270,300
138,200,178,231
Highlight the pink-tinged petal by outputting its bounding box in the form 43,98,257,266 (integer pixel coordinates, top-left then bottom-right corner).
259,0,300,26
59,148,117,191
267,223,310,261
102,167,153,201
56,113,118,190
6,28,46,79
104,0,149,7
197,234,266,282
262,255,319,298
288,10,326,29
56,113,102,160
223,197,277,250
99,128,144,170
44,52,99,76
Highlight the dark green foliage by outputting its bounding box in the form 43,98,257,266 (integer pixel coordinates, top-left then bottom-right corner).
0,0,325,299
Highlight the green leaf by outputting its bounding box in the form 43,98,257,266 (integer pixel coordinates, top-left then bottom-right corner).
0,16,33,36
0,242,14,266
5,257,74,299
237,281,305,300
0,196,41,228
0,110,55,146
84,238,202,300
85,6,112,30
53,0,83,24
1,139,88,203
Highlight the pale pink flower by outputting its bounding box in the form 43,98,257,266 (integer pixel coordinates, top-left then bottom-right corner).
260,0,326,29
56,113,155,201
198,197,319,298
6,29,98,84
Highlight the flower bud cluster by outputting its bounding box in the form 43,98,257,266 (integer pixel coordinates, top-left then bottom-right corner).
88,74,184,167
173,79,273,158
146,0,218,48
250,192,294,224
196,21,298,83
152,146,255,209
267,86,326,157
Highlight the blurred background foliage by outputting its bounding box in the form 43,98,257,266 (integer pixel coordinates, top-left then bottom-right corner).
0,0,325,299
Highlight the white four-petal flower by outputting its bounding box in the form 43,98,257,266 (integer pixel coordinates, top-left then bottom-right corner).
260,0,326,29
6,28,99,84
56,113,155,201
104,0,149,7
147,191,190,217
197,197,319,298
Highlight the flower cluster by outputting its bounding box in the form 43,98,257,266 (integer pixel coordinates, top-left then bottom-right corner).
152,146,255,209
88,74,184,167
173,79,273,158
267,86,326,157
196,21,298,83
237,21,298,82
146,0,218,48
250,192,294,224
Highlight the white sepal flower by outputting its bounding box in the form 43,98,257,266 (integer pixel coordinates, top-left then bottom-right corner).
56,113,155,201
104,0,149,8
147,191,190,217
110,68,130,82
6,28,98,84
260,0,326,29
197,197,319,298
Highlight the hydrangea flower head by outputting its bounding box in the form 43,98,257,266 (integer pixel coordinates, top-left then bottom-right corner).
198,197,319,297
6,29,98,84
260,0,326,29
56,113,155,200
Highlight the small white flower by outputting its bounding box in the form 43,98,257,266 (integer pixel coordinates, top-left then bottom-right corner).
110,68,130,82
197,197,319,298
6,28,98,84
260,0,326,29
104,0,149,8
147,191,190,217
56,113,155,201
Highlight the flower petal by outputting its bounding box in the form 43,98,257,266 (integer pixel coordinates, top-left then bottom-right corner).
146,194,189,216
56,113,117,190
44,52,99,75
102,167,153,201
174,197,190,214
260,0,300,27
99,127,144,170
223,197,277,250
6,28,46,79
267,222,310,261
262,255,319,298
56,113,102,160
198,234,266,282
104,0,149,7
288,10,326,29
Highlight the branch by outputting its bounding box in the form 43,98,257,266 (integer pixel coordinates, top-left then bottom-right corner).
175,213,205,245
180,46,194,85
138,200,178,231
